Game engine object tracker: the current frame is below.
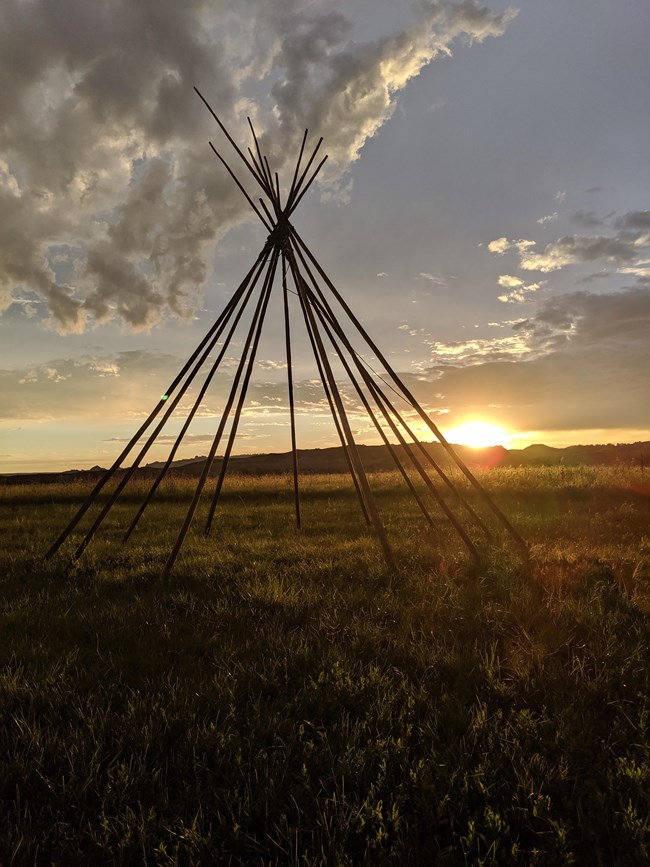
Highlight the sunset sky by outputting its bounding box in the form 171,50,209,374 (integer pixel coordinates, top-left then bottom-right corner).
1,0,649,472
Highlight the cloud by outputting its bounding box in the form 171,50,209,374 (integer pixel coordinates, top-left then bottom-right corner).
487,237,535,255
488,211,650,285
519,234,642,272
0,0,237,332
517,286,650,346
415,287,650,432
497,274,523,288
257,359,287,370
575,270,610,285
6,287,645,449
262,0,517,183
618,262,650,279
1,351,182,420
497,281,541,304
487,237,509,255
488,208,650,290
419,271,447,285
569,209,603,229
0,0,516,333
614,210,650,231
0,348,346,425
426,334,533,365
536,212,558,225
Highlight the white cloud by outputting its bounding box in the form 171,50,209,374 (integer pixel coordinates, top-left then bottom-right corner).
418,271,446,285
537,212,558,225
427,334,532,364
497,274,523,288
487,236,510,254
0,0,517,332
520,235,641,272
489,210,650,280
487,237,535,255
257,359,288,370
497,282,541,303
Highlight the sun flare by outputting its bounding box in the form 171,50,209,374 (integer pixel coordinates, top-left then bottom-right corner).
444,421,509,449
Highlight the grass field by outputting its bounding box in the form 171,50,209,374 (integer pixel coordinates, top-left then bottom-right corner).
1,466,649,865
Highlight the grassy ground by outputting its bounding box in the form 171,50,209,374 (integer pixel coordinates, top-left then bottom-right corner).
0,466,648,865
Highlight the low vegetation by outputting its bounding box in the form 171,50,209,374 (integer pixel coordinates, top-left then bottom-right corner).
1,465,648,864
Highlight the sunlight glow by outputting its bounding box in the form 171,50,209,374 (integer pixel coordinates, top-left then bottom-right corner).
444,421,509,448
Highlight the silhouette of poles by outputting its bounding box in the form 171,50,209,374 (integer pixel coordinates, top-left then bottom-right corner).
286,247,395,568
310,297,437,531
71,248,276,563
123,246,274,542
291,264,371,527
46,91,525,575
204,248,281,534
45,245,272,561
289,225,527,553
162,248,280,576
290,240,491,541
281,252,301,529
298,273,483,562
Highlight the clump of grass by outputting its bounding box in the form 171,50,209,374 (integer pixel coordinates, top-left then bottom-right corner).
0,466,648,864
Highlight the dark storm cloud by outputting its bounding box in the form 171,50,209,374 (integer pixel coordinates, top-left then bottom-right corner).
575,271,610,285
0,0,515,331
614,210,650,231
0,0,236,331
569,210,604,229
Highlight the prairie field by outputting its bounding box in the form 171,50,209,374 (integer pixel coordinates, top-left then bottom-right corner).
0,465,649,865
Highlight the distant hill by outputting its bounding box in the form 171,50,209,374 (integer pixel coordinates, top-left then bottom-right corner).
520,442,650,466
2,440,648,485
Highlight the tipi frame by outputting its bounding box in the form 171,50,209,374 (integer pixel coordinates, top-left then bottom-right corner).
46,88,526,575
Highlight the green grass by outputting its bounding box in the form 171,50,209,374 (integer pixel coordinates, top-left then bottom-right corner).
0,467,648,865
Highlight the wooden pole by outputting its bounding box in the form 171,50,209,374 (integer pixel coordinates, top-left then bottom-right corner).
288,129,309,205
313,298,437,530
281,252,302,529
293,249,491,539
286,155,328,219
162,250,279,577
291,258,371,526
208,142,272,232
303,279,482,562
289,226,527,553
194,87,270,196
122,245,274,542
274,172,282,210
246,118,275,201
285,137,323,213
45,246,271,560
286,244,395,569
204,248,281,534
71,248,274,561
258,197,276,228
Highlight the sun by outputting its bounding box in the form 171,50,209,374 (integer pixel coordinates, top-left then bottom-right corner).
444,420,509,448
